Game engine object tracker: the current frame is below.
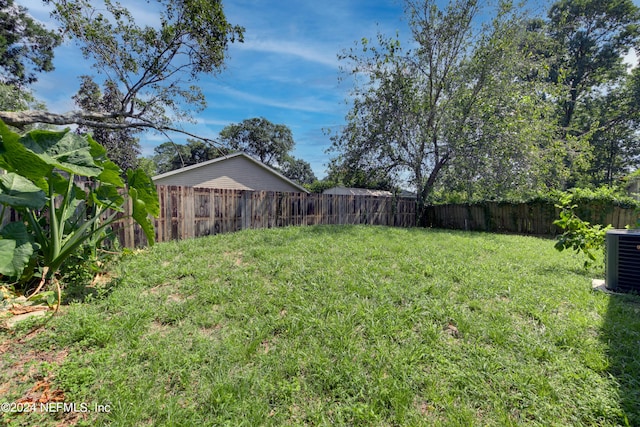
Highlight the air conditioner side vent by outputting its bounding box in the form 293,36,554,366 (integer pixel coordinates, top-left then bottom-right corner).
606,230,640,292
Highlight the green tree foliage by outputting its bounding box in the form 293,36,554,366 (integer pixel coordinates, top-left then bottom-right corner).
0,82,52,135
153,139,228,174
154,142,189,175
526,0,640,187
281,156,317,185
137,157,159,178
546,0,640,133
0,83,48,127
325,155,393,190
0,0,61,87
330,0,555,222
73,76,141,173
219,117,295,167
1,0,243,137
579,70,640,186
0,83,34,112
304,179,338,194
218,117,317,185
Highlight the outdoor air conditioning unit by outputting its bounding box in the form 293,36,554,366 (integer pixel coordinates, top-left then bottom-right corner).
606,229,640,293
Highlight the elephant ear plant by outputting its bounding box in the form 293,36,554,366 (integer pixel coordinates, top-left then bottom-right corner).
0,120,159,308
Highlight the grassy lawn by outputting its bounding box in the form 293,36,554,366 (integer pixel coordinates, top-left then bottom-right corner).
2,225,640,426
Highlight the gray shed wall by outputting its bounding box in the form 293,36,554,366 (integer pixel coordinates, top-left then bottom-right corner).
153,156,302,192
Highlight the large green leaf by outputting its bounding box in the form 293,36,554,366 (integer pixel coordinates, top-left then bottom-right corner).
0,121,53,185
0,222,35,277
127,169,159,245
98,160,125,187
127,169,160,217
0,121,16,171
87,134,108,160
0,173,46,209
92,183,124,211
88,135,125,186
20,129,102,177
128,188,155,245
0,239,17,277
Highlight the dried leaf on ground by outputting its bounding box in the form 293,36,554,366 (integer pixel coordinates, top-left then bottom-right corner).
16,379,65,404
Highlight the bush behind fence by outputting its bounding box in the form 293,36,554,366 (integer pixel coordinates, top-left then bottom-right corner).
424,200,638,235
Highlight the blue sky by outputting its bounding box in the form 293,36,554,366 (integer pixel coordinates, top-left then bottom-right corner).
16,0,416,178
14,0,636,179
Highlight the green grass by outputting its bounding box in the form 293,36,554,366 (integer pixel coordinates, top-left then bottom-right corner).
2,225,640,426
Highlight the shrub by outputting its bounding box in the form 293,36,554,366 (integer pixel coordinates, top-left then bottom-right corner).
0,121,159,297
553,193,612,267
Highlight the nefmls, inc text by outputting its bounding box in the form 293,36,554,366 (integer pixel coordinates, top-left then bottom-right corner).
0,402,111,413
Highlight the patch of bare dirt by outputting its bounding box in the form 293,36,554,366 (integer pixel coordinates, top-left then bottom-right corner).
143,284,189,303
167,293,184,303
0,329,75,425
147,320,174,337
223,251,244,266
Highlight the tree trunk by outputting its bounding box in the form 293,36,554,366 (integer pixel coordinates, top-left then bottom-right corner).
417,156,448,227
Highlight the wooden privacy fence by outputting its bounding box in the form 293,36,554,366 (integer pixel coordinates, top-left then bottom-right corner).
424,202,638,235
114,186,417,247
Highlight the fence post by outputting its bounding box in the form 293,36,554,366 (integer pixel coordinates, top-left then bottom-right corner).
241,191,252,230
182,186,194,240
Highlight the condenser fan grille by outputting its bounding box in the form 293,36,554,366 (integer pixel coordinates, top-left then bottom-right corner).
606,230,640,292
617,236,640,291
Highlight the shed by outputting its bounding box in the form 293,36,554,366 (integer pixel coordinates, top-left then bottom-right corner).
152,152,309,193
322,186,393,197
323,186,417,198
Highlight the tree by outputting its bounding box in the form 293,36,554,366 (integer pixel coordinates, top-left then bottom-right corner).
219,117,295,167
0,0,243,144
0,82,53,135
73,76,141,172
525,0,640,187
325,155,393,190
0,0,61,87
583,66,640,186
330,0,555,222
304,179,339,194
182,139,228,165
137,156,159,178
0,83,48,123
153,139,227,174
281,156,317,185
154,142,189,174
546,0,640,134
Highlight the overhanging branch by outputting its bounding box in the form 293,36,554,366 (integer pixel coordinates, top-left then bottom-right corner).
0,109,220,146
0,110,151,129
0,109,225,154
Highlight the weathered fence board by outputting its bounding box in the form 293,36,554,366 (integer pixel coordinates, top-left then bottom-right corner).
10,183,638,250
425,202,638,236
112,186,417,247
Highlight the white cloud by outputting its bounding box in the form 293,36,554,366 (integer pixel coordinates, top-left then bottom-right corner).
15,0,52,17
214,85,337,114
236,38,339,68
196,117,234,127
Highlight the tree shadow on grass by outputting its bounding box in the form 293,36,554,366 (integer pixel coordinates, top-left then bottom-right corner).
601,291,640,425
